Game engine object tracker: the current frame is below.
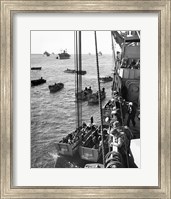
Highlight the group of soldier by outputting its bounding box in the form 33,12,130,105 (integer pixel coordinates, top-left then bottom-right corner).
103,91,137,167
105,91,137,127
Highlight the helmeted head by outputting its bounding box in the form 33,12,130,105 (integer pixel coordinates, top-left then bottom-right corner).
129,102,133,106
113,91,118,95
120,131,125,136
111,110,117,115
105,117,110,123
118,96,123,101
112,106,117,110
113,121,120,128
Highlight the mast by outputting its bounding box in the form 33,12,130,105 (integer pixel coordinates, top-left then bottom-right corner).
94,31,105,166
74,31,82,128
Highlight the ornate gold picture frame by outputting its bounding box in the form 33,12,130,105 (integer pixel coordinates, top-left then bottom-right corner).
0,0,170,198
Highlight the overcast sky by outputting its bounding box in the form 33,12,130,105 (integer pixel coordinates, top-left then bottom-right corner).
31,31,119,54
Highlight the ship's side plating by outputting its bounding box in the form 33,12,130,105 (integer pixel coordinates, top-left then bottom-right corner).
113,31,140,105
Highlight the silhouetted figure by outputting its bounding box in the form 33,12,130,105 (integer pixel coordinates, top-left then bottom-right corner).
88,86,92,92
121,85,128,100
127,102,136,127
90,116,94,124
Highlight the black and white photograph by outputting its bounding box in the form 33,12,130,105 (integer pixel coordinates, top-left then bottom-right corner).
31,30,140,168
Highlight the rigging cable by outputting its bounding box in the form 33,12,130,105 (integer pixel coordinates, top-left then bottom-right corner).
119,99,124,126
94,31,105,166
74,31,82,128
111,32,119,94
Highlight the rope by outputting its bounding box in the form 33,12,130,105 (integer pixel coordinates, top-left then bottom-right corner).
94,31,105,166
119,100,124,126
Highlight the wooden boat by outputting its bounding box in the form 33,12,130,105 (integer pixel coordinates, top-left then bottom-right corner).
99,76,113,83
64,68,86,75
64,68,76,73
31,77,46,87
54,123,96,156
48,83,64,93
88,91,106,105
31,67,42,70
76,88,93,101
76,70,87,75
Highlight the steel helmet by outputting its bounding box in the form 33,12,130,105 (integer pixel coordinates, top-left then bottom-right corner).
105,117,110,122
113,121,120,127
111,110,117,115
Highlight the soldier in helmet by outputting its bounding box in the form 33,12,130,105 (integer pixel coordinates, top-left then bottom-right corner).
127,102,136,127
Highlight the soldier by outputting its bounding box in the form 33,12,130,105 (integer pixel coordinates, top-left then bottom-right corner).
110,121,133,167
90,116,94,125
127,102,136,127
111,108,122,125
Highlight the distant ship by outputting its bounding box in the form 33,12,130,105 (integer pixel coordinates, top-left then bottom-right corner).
31,67,42,70
56,50,71,59
98,51,102,56
43,51,50,57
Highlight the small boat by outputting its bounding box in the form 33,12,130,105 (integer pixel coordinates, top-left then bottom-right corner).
100,76,113,83
54,123,95,156
76,87,93,101
64,68,76,73
31,67,42,70
56,50,70,59
48,83,64,93
31,77,46,87
64,68,86,75
76,70,87,75
88,91,106,105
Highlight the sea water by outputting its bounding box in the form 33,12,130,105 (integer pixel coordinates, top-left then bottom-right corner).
31,54,114,168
